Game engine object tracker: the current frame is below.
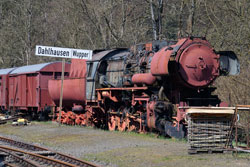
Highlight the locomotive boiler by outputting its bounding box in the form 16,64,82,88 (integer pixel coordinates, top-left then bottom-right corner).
48,37,239,138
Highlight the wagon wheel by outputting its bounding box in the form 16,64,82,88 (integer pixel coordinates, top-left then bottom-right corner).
127,117,139,132
116,116,121,131
118,117,130,132
108,115,116,131
127,124,136,132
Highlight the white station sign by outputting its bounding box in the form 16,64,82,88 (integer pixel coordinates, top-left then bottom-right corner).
35,45,92,60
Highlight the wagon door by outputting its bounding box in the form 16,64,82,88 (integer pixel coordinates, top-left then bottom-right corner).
8,77,14,107
2,76,8,109
0,76,8,108
0,76,3,107
27,74,38,107
39,72,54,110
16,75,27,109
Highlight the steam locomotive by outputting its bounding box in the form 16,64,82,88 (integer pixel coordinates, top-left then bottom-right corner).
0,37,239,138
48,37,239,138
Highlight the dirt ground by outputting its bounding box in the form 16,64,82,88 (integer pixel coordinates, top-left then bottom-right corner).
0,121,249,167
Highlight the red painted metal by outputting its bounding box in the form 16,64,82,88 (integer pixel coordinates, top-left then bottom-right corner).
69,59,87,78
150,47,170,76
0,76,7,109
48,78,86,107
108,115,116,131
151,38,220,88
8,62,70,112
148,103,155,127
147,101,156,129
75,114,86,125
151,39,187,76
100,91,118,102
176,38,219,88
48,59,87,107
9,75,27,110
132,73,156,85
39,37,234,139
0,71,13,110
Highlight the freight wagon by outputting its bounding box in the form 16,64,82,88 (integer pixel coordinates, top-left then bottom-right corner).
5,62,70,118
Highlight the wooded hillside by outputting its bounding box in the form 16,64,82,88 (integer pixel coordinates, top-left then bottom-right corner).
0,0,249,105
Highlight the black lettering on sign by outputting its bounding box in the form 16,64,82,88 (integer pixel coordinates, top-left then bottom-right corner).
38,47,70,57
73,50,89,59
38,47,42,54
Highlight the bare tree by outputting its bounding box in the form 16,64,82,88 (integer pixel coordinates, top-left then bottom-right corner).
187,0,195,35
149,0,164,40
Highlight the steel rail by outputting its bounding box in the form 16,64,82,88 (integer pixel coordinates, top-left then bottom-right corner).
0,114,24,125
0,136,99,167
0,116,19,125
0,136,46,151
0,148,39,167
2,162,20,167
0,145,76,167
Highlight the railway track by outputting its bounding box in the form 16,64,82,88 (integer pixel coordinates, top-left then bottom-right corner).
0,116,19,125
0,136,98,167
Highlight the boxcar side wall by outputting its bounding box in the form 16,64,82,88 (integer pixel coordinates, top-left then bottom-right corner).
26,74,39,108
6,62,70,113
0,75,8,110
39,72,57,111
8,75,28,110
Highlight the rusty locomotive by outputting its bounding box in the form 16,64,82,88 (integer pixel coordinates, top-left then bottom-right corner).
48,37,239,138
0,37,239,138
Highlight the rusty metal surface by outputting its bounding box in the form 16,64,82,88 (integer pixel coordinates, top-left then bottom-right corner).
147,101,156,129
132,73,156,85
48,78,86,107
0,76,9,109
8,62,70,111
151,37,220,88
176,38,219,88
150,47,171,75
0,145,76,167
0,136,99,167
48,59,87,107
0,68,15,109
70,59,87,78
0,148,38,167
151,38,187,76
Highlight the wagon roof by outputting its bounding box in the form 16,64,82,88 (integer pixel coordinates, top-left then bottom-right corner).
10,62,62,75
0,68,16,75
90,49,129,61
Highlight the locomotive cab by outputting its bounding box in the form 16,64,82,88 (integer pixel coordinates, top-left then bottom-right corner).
86,49,130,100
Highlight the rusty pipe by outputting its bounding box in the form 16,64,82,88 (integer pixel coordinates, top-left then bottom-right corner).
132,73,156,85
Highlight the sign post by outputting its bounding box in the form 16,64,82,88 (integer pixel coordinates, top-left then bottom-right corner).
35,45,92,126
58,58,65,126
